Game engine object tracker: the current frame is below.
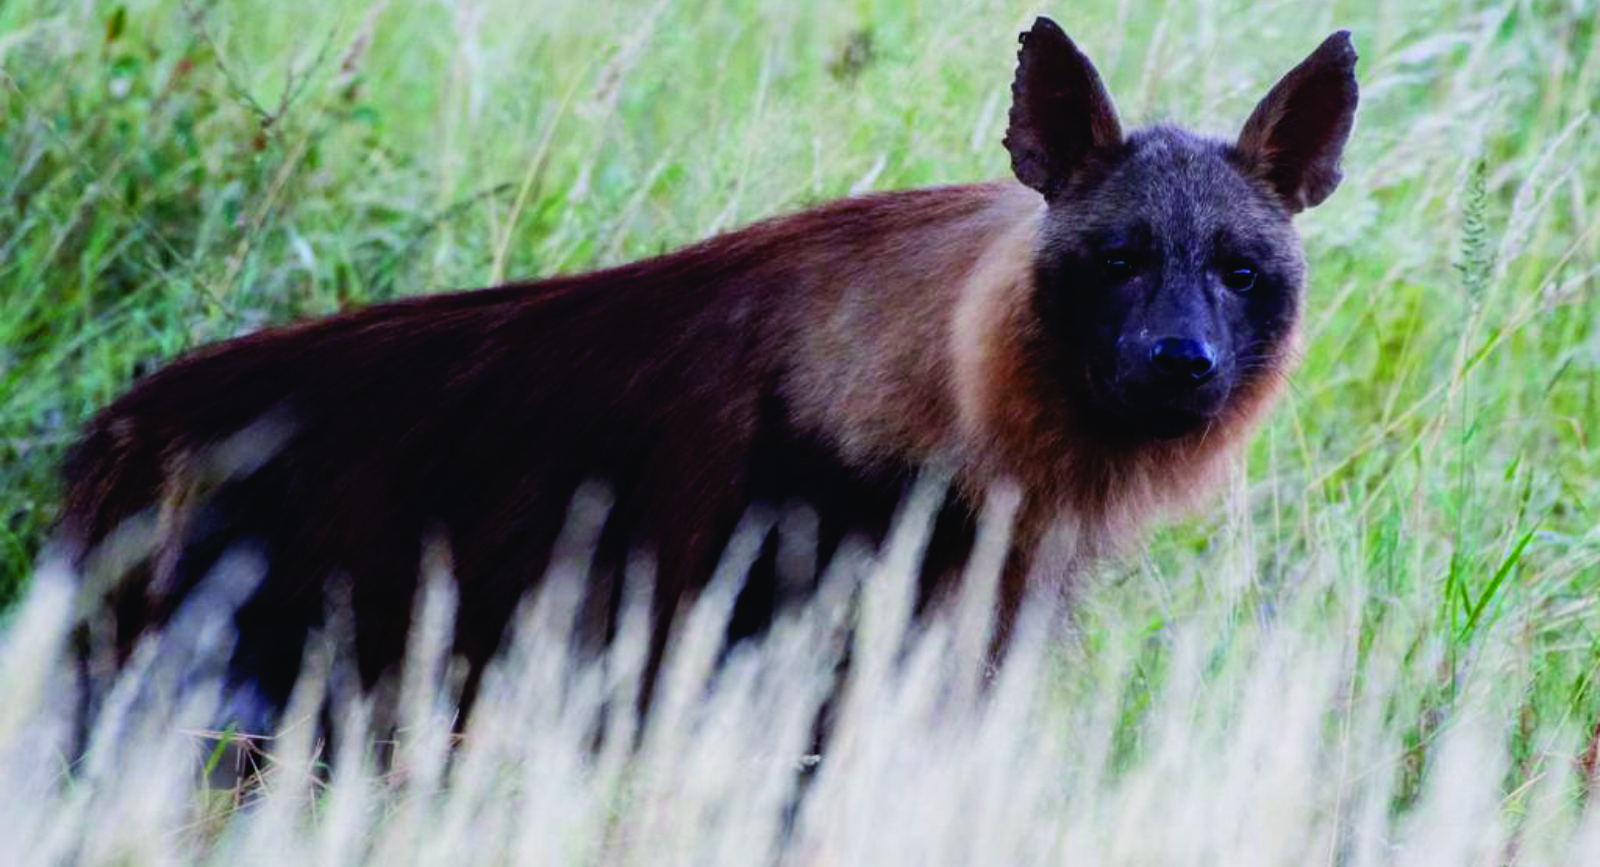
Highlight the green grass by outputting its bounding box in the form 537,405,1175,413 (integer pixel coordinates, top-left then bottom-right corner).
1,0,1597,845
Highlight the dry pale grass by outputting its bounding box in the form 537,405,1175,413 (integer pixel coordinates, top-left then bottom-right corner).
3,483,1597,867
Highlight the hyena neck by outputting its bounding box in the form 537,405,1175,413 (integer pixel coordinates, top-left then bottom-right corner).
760,178,1270,553
771,181,1044,475
832,180,1275,555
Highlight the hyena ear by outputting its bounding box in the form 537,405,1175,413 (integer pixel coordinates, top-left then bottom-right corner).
1235,31,1360,213
1004,17,1122,200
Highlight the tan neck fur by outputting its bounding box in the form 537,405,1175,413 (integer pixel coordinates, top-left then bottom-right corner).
775,180,1291,558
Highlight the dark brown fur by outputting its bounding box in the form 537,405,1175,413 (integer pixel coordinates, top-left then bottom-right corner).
59,19,1358,730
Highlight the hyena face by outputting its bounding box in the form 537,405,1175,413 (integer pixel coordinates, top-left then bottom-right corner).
1006,19,1357,440
1034,129,1306,438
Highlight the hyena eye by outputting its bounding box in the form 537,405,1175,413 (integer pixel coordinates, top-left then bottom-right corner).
1102,258,1136,284
1222,265,1257,292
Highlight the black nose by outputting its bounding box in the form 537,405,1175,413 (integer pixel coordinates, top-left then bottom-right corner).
1150,337,1217,382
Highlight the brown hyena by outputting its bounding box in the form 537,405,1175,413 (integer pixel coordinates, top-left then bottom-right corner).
60,18,1359,733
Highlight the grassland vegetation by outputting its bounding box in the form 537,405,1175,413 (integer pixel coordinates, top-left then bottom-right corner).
0,0,1596,862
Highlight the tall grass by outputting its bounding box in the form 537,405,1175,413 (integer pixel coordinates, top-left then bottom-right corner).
0,0,1596,861
5,484,1600,865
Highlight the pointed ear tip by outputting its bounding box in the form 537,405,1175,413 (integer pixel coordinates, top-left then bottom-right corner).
1320,30,1359,66
1018,17,1078,57
1020,16,1065,45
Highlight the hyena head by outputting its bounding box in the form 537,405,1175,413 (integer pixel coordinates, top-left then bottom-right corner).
1005,18,1358,441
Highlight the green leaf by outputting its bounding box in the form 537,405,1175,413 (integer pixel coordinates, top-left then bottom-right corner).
1459,527,1538,641
200,722,240,781
105,6,127,45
